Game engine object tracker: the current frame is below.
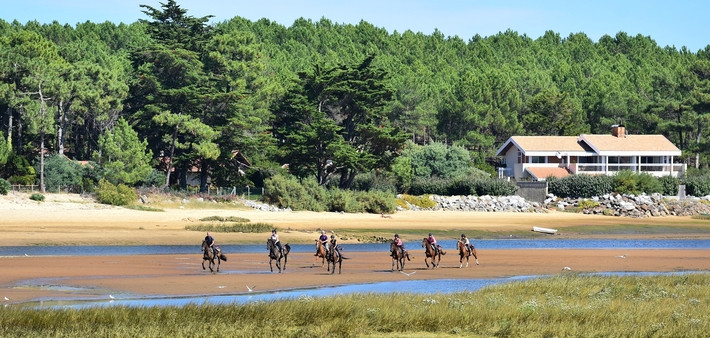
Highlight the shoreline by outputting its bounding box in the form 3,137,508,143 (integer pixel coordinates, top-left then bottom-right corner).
2,192,710,305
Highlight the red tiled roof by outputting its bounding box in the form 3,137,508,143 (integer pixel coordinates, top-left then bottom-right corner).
525,167,571,180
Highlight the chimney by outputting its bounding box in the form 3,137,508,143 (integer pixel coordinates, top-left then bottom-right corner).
611,124,626,138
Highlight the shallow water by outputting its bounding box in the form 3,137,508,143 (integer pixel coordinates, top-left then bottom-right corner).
3,238,710,257
31,271,709,310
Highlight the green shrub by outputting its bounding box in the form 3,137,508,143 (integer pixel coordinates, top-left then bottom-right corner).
658,175,679,196
577,199,600,209
0,178,9,195
549,174,614,198
263,174,326,211
29,193,44,202
397,194,437,209
410,177,449,195
355,190,397,214
41,154,83,193
473,179,518,196
683,174,710,197
613,170,662,195
199,216,251,222
0,153,35,185
351,171,397,193
327,189,364,213
96,178,136,206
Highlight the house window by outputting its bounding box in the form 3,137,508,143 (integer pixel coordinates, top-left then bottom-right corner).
530,156,546,164
517,151,523,164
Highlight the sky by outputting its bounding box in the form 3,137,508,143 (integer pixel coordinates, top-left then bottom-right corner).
3,0,709,52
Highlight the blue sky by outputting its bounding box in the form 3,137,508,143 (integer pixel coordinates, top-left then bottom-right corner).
3,0,709,51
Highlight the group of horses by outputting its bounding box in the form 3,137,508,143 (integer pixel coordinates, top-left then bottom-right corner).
390,238,479,271
202,236,478,275
314,240,344,274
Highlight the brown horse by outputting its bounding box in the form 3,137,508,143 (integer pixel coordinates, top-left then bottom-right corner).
457,240,479,268
422,238,445,269
390,242,410,271
266,238,291,273
201,240,227,273
314,239,328,267
327,244,343,274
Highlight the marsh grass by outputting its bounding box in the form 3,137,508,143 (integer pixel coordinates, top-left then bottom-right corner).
124,205,164,212
3,274,709,337
185,222,274,233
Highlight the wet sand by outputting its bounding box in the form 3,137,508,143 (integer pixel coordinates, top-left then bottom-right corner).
1,192,709,304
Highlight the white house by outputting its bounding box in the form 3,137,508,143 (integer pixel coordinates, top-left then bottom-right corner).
495,125,686,181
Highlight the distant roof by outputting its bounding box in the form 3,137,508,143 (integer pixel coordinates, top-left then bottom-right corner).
497,134,681,157
496,136,589,156
525,167,571,181
579,134,681,155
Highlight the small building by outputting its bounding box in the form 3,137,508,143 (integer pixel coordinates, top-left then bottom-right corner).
495,125,685,181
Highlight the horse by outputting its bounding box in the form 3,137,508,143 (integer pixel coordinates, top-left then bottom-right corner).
390,242,410,271
314,239,328,267
201,240,227,273
457,239,479,268
327,244,343,274
266,238,290,273
422,238,445,269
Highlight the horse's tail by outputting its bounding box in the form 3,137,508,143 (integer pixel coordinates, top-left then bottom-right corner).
220,253,228,261
284,243,291,253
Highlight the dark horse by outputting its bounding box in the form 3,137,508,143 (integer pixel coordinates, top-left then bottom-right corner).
266,238,290,273
422,238,445,269
201,240,227,273
327,244,344,274
314,239,328,267
457,240,479,268
390,242,410,271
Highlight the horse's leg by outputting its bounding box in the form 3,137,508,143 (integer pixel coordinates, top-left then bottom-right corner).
269,258,274,272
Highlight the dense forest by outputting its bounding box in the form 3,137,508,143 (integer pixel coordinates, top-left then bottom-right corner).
1,0,709,194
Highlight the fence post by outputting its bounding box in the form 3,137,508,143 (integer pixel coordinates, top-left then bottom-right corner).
246,185,250,200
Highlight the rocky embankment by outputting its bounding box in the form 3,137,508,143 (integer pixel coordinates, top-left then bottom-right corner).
397,193,710,218
547,193,710,218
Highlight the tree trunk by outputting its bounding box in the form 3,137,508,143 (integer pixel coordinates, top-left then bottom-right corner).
164,123,179,188
696,119,703,169
199,160,208,193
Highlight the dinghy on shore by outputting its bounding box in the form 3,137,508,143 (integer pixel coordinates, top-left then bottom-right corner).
532,226,558,235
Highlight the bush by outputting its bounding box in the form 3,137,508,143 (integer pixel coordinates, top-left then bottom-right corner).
0,178,9,195
355,190,397,214
263,174,326,211
351,171,397,194
327,189,364,213
473,179,518,196
410,177,449,196
397,194,437,209
613,170,662,195
139,169,166,188
549,174,614,198
683,174,710,197
29,193,45,202
96,179,137,206
1,153,35,185
658,175,679,196
41,154,83,193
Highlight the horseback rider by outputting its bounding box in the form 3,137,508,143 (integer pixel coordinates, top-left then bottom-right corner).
461,233,473,255
329,234,339,257
427,233,439,255
204,232,217,256
271,229,283,255
316,230,329,256
393,233,405,257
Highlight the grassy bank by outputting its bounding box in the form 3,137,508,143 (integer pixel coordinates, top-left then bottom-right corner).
2,274,708,337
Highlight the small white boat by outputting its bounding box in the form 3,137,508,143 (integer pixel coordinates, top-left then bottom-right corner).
532,226,558,234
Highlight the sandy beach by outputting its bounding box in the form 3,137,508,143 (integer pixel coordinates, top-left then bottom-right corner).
2,192,709,304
